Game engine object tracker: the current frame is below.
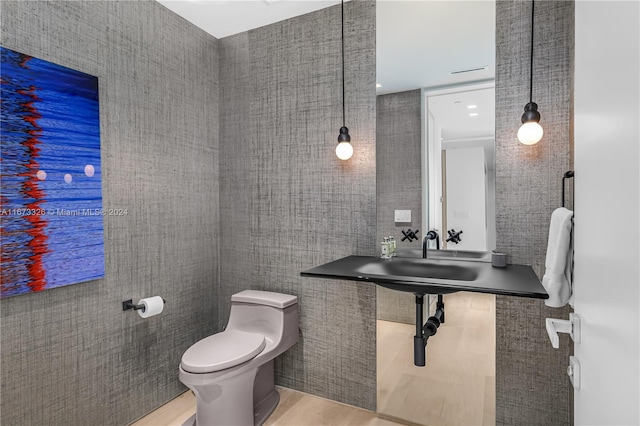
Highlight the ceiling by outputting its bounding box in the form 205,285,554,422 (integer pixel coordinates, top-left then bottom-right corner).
428,87,495,141
157,0,496,139
429,87,496,169
376,0,495,95
157,0,495,93
157,0,345,39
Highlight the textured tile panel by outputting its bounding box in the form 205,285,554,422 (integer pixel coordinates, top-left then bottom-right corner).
0,2,219,425
495,1,574,425
219,1,377,411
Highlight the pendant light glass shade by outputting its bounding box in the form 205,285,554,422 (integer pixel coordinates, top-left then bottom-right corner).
518,121,544,145
336,141,354,160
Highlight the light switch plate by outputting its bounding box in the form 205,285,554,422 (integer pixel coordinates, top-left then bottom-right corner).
394,210,411,223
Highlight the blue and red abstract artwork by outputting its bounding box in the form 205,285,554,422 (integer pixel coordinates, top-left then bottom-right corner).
1,46,104,298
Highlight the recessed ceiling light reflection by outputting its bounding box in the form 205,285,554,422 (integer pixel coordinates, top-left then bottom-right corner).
467,105,477,109
469,113,479,117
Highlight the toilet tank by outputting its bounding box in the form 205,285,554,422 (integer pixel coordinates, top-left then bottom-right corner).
226,290,299,350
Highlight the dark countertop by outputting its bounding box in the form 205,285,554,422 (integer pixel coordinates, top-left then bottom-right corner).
300,255,548,299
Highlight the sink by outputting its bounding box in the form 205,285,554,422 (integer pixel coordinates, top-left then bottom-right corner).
356,258,479,281
301,255,549,300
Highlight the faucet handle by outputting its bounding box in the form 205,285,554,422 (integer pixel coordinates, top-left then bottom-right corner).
401,229,420,242
446,229,463,244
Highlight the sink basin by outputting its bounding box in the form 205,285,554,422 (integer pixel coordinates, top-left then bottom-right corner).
425,249,490,261
356,258,479,281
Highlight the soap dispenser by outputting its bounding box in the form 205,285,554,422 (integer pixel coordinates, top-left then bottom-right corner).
381,237,391,259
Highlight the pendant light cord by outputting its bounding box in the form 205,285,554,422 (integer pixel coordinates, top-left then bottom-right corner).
341,0,346,127
529,0,535,104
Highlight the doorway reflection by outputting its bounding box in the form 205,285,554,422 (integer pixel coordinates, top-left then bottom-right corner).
377,292,495,425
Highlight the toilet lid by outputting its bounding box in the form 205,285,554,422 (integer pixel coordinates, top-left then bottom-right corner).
181,330,266,374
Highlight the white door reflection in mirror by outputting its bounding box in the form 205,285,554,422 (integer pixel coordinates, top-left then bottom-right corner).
423,82,496,252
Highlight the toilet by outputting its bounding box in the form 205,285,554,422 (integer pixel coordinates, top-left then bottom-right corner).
179,290,299,426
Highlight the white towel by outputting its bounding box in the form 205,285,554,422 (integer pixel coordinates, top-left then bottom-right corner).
542,207,574,308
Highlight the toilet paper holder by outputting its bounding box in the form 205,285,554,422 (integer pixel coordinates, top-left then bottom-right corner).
122,298,166,313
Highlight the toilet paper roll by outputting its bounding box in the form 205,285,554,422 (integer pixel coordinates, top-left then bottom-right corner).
137,296,164,318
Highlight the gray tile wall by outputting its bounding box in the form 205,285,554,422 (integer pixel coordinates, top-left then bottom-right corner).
495,1,574,424
0,2,219,425
376,90,422,324
219,1,378,411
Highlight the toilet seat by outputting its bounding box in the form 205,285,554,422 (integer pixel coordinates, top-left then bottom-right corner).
181,330,266,374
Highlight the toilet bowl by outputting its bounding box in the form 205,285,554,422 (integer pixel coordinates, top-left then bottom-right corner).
179,290,299,426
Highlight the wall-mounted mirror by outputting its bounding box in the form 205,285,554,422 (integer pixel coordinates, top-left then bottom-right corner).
423,82,496,252
376,0,496,257
376,1,496,425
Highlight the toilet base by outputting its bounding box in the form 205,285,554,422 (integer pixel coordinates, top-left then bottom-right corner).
180,360,281,426
181,413,196,426
254,388,279,426
181,389,279,426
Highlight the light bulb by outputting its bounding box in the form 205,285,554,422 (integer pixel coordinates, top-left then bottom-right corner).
336,141,353,160
517,121,543,145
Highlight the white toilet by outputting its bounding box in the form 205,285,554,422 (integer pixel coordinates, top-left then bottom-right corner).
179,290,299,426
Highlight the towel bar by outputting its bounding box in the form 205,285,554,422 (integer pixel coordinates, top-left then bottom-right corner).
562,170,574,208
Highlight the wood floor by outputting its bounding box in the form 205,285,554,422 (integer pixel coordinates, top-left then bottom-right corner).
133,292,494,426
377,292,496,426
133,387,405,426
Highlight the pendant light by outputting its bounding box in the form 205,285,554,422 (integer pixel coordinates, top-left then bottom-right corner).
517,0,543,145
335,0,353,160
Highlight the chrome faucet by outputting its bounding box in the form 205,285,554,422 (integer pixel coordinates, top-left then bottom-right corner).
422,230,440,258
